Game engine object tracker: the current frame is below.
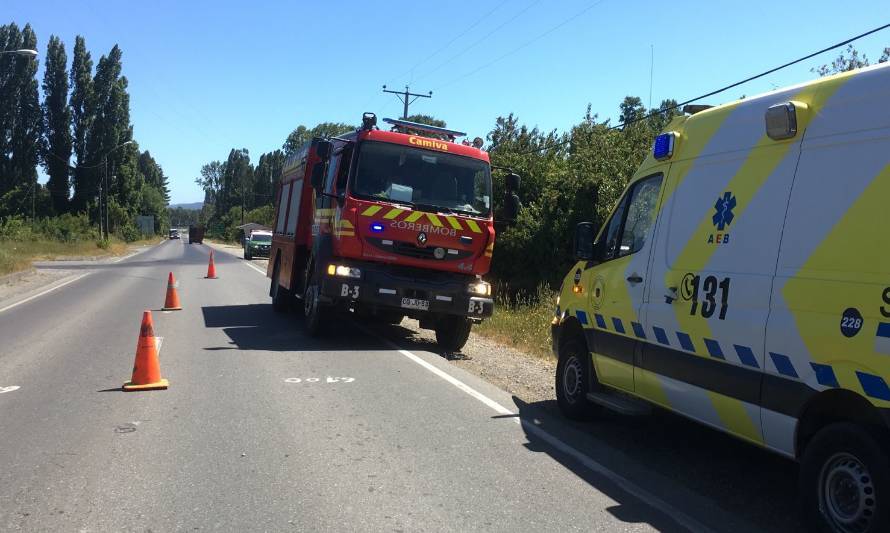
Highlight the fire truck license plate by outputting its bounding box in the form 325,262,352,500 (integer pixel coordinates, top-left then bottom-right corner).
400,297,429,311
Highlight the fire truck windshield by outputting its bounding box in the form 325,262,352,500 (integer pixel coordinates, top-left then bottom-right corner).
351,141,491,217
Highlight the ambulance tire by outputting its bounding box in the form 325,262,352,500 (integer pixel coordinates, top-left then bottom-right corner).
303,273,327,337
434,316,471,352
800,422,890,533
556,335,599,420
270,261,290,313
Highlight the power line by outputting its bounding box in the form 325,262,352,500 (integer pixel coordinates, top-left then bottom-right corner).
383,0,511,88
414,0,543,85
507,21,890,156
434,0,606,91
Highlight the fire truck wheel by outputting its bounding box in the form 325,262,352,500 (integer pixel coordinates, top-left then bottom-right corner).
434,316,472,352
303,276,327,336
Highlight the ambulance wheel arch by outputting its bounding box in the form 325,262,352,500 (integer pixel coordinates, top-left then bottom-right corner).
796,388,886,459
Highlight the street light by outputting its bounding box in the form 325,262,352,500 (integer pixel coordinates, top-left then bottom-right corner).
0,49,38,57
101,140,134,240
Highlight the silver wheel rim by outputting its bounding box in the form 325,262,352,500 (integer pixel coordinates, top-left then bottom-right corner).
819,451,876,533
563,356,582,404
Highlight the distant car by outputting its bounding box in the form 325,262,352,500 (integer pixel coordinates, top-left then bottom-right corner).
168,229,180,239
244,230,271,260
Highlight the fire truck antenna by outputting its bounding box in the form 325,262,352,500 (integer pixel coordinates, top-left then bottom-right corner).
382,85,433,119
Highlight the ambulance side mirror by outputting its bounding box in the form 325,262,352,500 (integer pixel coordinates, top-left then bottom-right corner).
505,173,520,192
573,222,595,261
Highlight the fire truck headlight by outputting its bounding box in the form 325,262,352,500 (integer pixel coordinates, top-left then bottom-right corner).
468,281,491,297
328,264,362,278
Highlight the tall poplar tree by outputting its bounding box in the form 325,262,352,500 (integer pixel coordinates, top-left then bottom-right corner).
41,35,72,214
69,35,94,212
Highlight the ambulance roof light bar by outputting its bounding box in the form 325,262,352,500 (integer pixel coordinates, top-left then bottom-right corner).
382,118,466,141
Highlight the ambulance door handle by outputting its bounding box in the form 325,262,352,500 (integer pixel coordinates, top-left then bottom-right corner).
665,286,678,304
626,274,643,284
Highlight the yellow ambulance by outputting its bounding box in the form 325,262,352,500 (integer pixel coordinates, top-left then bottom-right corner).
552,62,890,532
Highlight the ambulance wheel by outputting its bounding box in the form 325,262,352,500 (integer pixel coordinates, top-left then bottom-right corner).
556,335,598,420
801,422,890,533
303,274,327,337
434,316,471,352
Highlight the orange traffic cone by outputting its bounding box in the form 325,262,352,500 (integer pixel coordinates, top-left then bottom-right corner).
205,250,218,279
162,272,182,310
123,310,168,391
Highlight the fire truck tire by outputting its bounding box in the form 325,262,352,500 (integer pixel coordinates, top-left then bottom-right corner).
270,262,289,312
303,275,327,336
434,316,471,352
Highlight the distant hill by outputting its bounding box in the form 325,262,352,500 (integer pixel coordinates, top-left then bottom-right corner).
169,202,203,210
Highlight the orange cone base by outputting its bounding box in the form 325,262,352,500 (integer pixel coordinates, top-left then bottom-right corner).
204,275,217,279
162,306,182,311
123,378,169,391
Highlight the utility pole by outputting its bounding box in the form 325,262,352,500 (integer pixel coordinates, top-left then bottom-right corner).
382,85,432,119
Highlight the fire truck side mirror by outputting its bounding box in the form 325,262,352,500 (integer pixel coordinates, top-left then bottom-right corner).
505,172,520,192
310,164,325,190
504,192,521,224
315,140,333,160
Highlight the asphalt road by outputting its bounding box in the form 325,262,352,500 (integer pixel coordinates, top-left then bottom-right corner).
0,239,805,532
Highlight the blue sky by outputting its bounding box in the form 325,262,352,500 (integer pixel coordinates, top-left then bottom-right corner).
9,1,890,204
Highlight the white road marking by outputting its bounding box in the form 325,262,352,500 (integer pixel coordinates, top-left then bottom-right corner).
1,385,20,394
242,253,713,533
0,273,90,314
284,377,354,384
243,261,266,275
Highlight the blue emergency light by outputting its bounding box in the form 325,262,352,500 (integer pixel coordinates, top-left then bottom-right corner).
370,222,385,233
653,132,675,161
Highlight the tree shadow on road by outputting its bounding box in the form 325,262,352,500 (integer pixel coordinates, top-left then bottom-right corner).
509,396,804,533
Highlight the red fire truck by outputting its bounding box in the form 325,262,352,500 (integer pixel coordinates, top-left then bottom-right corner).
267,114,520,351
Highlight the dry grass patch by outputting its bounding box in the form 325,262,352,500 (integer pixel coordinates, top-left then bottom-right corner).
475,287,557,359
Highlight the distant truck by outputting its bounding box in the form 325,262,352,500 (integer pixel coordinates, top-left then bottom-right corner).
267,113,520,351
188,225,204,244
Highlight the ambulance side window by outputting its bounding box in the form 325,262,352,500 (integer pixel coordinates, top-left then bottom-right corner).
594,174,662,262
324,153,340,194
595,194,629,262
619,175,663,257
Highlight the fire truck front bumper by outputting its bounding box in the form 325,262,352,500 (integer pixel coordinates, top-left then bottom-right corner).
318,263,494,319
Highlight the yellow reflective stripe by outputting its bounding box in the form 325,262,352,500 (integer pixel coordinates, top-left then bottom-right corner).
446,216,462,230
361,205,382,217
426,214,443,227
465,219,482,233
339,220,354,229
404,211,424,223
383,208,404,219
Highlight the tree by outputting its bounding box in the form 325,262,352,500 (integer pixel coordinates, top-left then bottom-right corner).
0,23,41,210
406,114,446,127
282,122,354,156
813,44,889,77
41,35,72,214
138,151,170,203
618,96,645,127
69,35,94,212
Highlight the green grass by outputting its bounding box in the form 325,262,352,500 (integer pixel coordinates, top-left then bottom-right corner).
0,237,156,276
475,286,558,359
